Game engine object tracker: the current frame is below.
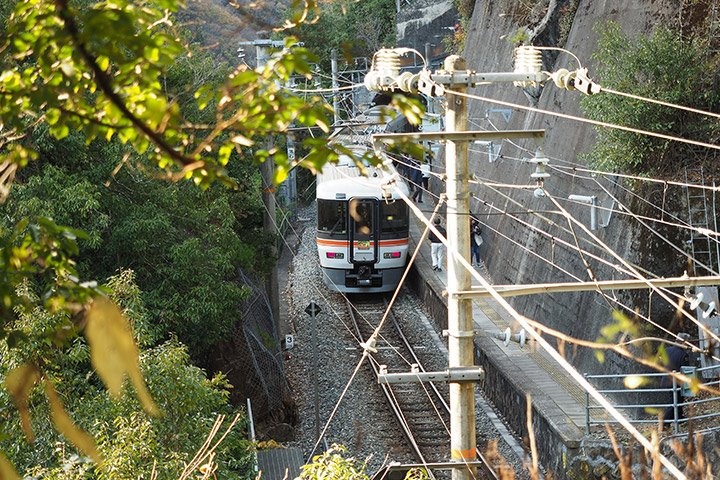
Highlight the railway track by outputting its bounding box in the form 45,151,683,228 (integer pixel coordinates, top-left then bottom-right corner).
345,295,500,480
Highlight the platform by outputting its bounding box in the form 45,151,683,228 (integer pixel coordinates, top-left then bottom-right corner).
405,197,591,472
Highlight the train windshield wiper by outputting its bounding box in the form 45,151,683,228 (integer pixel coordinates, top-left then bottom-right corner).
328,217,345,236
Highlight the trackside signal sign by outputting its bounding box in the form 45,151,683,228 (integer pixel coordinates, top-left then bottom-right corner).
305,302,321,316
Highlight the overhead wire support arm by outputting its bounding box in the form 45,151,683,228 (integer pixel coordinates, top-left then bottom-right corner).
448,274,720,300
364,45,604,98
371,130,545,144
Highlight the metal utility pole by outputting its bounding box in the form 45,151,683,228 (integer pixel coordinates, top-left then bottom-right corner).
443,55,476,480
305,301,323,442
331,49,340,125
241,35,285,331
366,47,547,478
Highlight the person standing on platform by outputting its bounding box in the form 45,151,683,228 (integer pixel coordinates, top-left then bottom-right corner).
429,217,446,271
470,217,483,266
411,160,423,202
418,161,430,202
660,334,690,424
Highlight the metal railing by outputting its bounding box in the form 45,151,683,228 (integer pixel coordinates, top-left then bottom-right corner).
584,363,720,435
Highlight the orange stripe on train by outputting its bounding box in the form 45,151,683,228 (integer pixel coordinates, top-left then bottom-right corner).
316,238,409,247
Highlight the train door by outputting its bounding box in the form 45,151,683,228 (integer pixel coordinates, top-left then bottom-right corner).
348,198,378,263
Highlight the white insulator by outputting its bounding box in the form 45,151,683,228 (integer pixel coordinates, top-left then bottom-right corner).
514,45,543,73
530,147,550,180
374,48,402,79
365,48,405,91
530,165,550,180
396,71,419,93
513,45,543,87
550,68,576,90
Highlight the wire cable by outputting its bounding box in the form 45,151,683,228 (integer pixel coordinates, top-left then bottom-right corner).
599,86,720,120
450,88,720,153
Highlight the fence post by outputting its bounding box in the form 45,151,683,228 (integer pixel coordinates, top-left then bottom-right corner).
584,373,590,433
672,374,679,434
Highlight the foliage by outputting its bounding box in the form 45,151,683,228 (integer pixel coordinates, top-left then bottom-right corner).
2,163,110,251
287,0,397,69
298,445,433,480
0,0,425,476
443,0,475,54
1,272,251,479
580,22,720,175
298,444,370,480
0,0,307,475
1,0,336,188
96,172,255,360
0,127,261,363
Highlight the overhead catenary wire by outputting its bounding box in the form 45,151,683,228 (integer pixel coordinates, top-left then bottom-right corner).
476,178,720,357
305,192,451,477
283,52,720,475
282,138,708,476
464,118,720,263
297,131,465,473
326,87,720,356
449,88,720,153
463,145,720,364
549,165,720,274
402,178,689,478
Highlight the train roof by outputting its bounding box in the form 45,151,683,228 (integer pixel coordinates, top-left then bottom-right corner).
316,104,412,201
316,149,409,201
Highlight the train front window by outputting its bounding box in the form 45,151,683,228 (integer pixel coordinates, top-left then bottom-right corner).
380,200,409,238
350,199,374,237
318,199,346,236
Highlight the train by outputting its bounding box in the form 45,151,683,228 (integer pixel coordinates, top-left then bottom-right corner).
316,104,413,293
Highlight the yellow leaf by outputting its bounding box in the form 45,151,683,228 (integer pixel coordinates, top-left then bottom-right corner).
689,375,702,394
0,452,20,480
5,363,39,441
85,298,160,416
230,134,253,147
44,380,101,463
623,374,648,389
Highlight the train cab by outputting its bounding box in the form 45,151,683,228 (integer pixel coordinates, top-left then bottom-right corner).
316,156,410,293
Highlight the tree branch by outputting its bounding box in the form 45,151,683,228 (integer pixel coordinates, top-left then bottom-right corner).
53,0,201,170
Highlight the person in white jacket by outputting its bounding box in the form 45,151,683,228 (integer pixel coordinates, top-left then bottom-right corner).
429,217,446,271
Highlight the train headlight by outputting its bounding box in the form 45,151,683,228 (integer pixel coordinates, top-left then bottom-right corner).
383,252,402,259
326,252,345,259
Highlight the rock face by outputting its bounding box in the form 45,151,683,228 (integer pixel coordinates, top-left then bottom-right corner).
398,1,720,476
396,0,458,66
398,0,690,375
461,0,689,373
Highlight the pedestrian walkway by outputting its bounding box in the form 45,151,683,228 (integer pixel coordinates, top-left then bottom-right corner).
406,198,592,446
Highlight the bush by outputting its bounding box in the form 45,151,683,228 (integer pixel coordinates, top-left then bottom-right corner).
580,22,720,176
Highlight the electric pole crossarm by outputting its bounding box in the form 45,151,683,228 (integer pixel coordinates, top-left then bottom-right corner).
372,130,545,144
447,275,720,299
430,71,547,87
378,367,484,384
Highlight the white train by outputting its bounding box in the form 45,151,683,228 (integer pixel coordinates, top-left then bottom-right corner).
316,106,411,293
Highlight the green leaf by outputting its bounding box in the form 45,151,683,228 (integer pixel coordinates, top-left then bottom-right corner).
218,144,234,166
46,108,61,125
49,123,70,140
274,163,289,184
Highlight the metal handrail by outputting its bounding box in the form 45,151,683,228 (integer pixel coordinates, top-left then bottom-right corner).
584,364,720,434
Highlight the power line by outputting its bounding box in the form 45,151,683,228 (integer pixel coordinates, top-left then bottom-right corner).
451,88,720,153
